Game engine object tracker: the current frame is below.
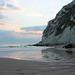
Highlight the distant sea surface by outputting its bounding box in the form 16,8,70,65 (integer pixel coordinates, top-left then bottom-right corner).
0,44,75,62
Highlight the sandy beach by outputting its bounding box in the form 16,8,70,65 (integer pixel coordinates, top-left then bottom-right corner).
0,58,75,75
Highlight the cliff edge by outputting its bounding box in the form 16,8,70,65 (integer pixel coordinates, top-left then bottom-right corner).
41,0,75,45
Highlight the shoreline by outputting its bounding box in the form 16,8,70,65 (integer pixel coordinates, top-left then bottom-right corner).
0,58,75,75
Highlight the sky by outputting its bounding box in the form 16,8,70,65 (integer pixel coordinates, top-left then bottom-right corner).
0,0,73,45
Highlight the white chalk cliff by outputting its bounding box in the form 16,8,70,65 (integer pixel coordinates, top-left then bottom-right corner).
41,0,75,45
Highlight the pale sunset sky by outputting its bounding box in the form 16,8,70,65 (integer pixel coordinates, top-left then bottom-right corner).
0,0,72,45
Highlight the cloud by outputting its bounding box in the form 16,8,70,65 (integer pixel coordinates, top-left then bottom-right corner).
20,25,47,34
0,13,7,25
0,25,25,32
0,0,22,25
0,30,42,44
21,25,46,32
0,14,6,19
6,4,22,11
0,30,35,39
11,31,42,39
0,23,6,25
0,25,46,39
0,25,46,42
1,25,46,34
0,0,22,12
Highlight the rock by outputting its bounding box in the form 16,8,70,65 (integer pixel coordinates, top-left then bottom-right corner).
41,0,75,45
63,43,75,48
63,44,73,48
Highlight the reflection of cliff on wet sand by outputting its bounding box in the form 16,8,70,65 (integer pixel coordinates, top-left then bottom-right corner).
41,48,75,62
66,50,73,54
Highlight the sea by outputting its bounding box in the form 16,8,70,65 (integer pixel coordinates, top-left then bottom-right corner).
0,44,75,62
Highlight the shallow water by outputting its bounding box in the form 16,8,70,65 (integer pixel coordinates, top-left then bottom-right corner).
0,45,75,62
0,46,50,61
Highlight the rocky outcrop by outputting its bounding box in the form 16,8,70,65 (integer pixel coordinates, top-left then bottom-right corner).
41,0,75,45
63,43,75,48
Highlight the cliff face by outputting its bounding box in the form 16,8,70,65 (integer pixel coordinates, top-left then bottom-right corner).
42,0,75,45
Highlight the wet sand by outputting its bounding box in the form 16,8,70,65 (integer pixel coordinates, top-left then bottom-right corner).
0,58,75,75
